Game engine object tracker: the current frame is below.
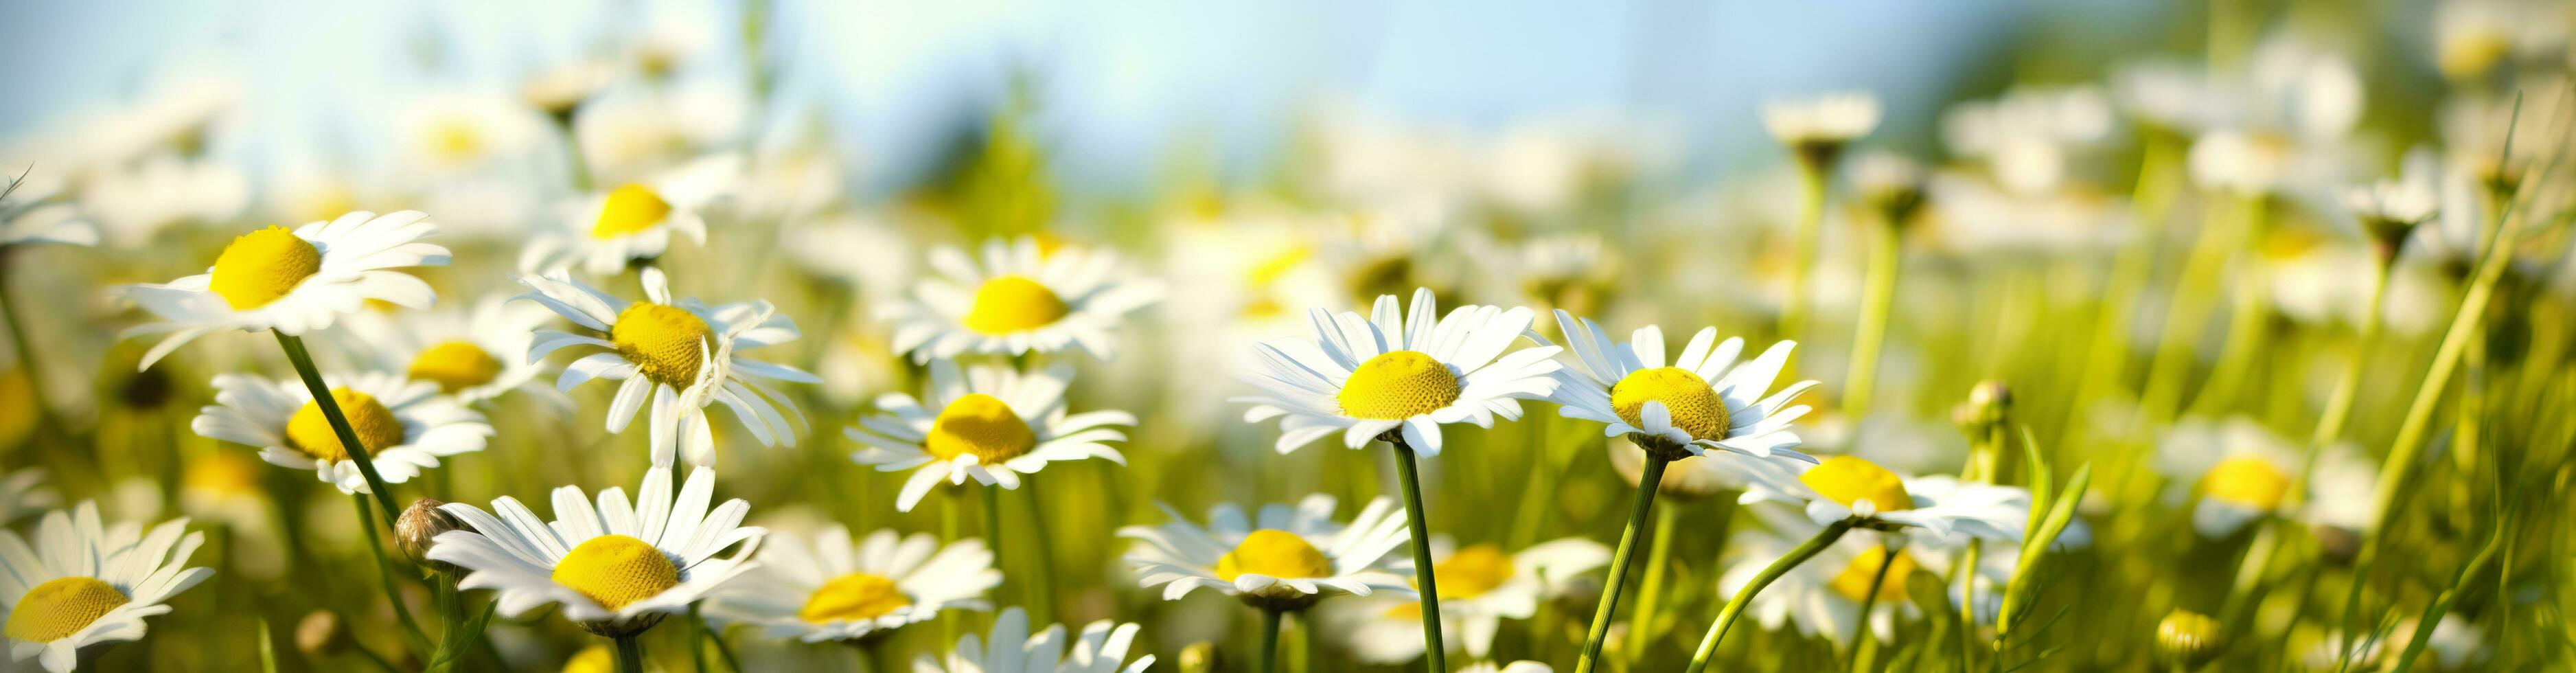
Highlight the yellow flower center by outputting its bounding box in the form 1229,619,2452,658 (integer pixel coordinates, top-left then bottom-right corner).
1430,544,1515,599
1800,456,1915,513
430,119,484,163
1215,529,1332,582
285,388,406,462
3,577,128,642
923,393,1036,464
962,275,1071,334
407,341,503,394
1610,367,1730,440
207,226,323,310
796,572,912,624
551,535,679,611
2439,32,2514,80
2202,456,2292,512
1336,351,1460,420
591,184,674,239
1828,546,1916,602
610,303,712,386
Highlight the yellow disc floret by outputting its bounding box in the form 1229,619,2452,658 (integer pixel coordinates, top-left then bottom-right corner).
285,388,406,462
208,226,324,310
1336,351,1460,420
1828,546,1916,602
552,535,679,611
2202,456,2292,512
963,275,1071,334
4,576,128,642
797,573,912,624
1215,529,1332,582
1801,456,1915,513
591,184,673,239
1431,543,1515,599
407,341,503,393
924,393,1036,464
610,303,713,386
1610,367,1729,440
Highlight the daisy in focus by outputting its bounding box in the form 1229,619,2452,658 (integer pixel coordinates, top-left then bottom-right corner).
910,606,1154,673
708,527,1000,643
426,466,763,637
1236,288,1563,455
1120,495,1413,611
847,359,1134,512
1546,311,1818,460
1329,537,1612,664
520,153,739,275
0,503,214,673
516,267,818,466
117,210,450,369
189,372,493,494
345,293,558,405
1723,452,2034,539
884,236,1161,363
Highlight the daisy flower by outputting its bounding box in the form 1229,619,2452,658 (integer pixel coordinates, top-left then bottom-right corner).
516,267,818,466
1120,495,1414,611
0,503,214,672
910,606,1154,673
345,293,557,405
425,466,763,637
847,359,1133,512
1547,311,1819,462
1762,91,1882,167
189,372,493,494
0,468,60,525
2154,417,2376,538
884,237,1161,363
1722,452,2033,540
1329,537,1611,663
520,153,739,275
1236,288,1563,456
708,527,1000,643
117,210,450,370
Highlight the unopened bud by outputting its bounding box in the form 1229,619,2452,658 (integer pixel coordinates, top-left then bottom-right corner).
1954,380,2012,431
294,610,345,657
2155,609,2224,669
397,499,464,575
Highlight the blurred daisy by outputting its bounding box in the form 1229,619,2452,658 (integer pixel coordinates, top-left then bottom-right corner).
0,503,214,672
1762,91,1882,166
1941,86,2116,195
426,466,763,637
1719,518,1925,644
521,153,738,275
516,268,818,466
118,211,450,369
189,372,493,494
709,527,998,643
884,237,1161,363
910,606,1154,673
1331,537,1611,663
847,360,1133,512
1723,453,2032,539
346,294,557,405
395,90,549,176
1546,311,1817,460
2343,150,2443,250
1236,288,1563,455
0,172,96,248
0,468,60,525
2155,417,2376,537
1120,495,1413,611
76,153,250,248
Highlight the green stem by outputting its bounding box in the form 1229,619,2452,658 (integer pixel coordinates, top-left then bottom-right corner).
1954,540,1984,671
1780,161,1830,354
1620,500,1681,662
1686,518,1855,673
2185,195,2269,417
1258,608,1283,673
981,482,1007,589
703,615,745,673
1844,545,1899,671
2062,130,2177,452
277,332,404,525
689,604,711,673
2390,526,2505,672
1388,437,1447,673
1844,219,1901,415
614,634,646,673
1023,477,1059,624
355,496,432,654
1576,454,1668,673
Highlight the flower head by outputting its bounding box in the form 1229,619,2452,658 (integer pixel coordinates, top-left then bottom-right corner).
847,359,1133,512
1546,311,1817,461
0,503,214,672
426,466,763,637
1237,288,1563,456
709,527,1000,643
516,267,820,466
118,211,450,369
884,237,1161,363
190,372,493,494
1121,495,1413,611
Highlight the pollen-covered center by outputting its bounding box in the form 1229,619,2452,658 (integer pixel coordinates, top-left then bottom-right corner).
407,341,503,393
963,275,1071,334
285,387,406,462
1801,456,1915,513
3,576,128,642
1611,367,1729,440
924,393,1036,464
1336,350,1460,420
552,534,679,611
1215,529,1332,582
797,572,912,624
591,184,674,239
2203,456,2292,512
610,303,712,386
1828,546,1916,602
1431,544,1515,599
208,226,324,310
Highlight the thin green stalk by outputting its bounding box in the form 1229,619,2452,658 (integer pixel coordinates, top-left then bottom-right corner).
703,617,745,673
2185,195,2269,417
1780,162,1830,352
1953,540,1984,672
1258,608,1283,673
354,496,432,653
2303,259,2393,456
277,332,404,525
689,604,711,673
981,482,1007,587
1575,453,1668,673
2062,131,2178,451
1620,501,1681,662
1022,477,1059,624
1687,518,1856,673
614,634,646,673
1845,545,1900,671
2390,525,2505,672
257,616,279,673
1844,220,1901,415
1389,436,1447,673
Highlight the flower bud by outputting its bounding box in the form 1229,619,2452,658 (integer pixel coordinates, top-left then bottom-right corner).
397,499,463,575
2155,609,2224,669
1953,380,2012,431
